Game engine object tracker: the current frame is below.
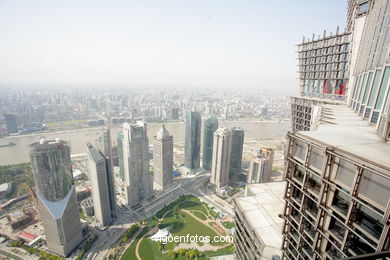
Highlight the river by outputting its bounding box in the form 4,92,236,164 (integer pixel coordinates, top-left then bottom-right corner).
0,121,290,165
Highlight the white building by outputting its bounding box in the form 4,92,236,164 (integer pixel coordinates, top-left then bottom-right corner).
153,125,174,192
210,127,232,191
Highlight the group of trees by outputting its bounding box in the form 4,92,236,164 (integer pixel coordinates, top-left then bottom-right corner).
76,234,99,260
9,240,63,260
167,248,204,259
0,163,34,198
119,224,140,245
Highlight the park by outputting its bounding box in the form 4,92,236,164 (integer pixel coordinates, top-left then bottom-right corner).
120,194,235,260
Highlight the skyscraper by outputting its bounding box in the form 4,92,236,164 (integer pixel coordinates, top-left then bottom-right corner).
117,132,125,181
86,143,113,226
282,1,390,259
210,127,232,190
247,148,274,184
229,127,244,177
202,115,219,170
123,122,153,207
29,139,82,256
4,113,17,134
184,111,201,170
153,125,174,191
95,129,116,219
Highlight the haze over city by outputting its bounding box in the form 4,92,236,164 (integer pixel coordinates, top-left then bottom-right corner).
1,0,346,89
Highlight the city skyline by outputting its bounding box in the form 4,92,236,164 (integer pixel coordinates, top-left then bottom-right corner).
0,1,389,259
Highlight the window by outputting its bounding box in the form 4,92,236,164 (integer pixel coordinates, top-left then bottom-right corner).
362,72,374,104
334,158,356,188
309,146,324,171
352,75,362,100
293,140,307,161
292,165,305,183
332,189,351,216
358,73,367,102
358,169,390,209
354,203,384,240
347,232,375,255
329,216,346,241
306,172,321,195
374,66,390,110
368,69,383,107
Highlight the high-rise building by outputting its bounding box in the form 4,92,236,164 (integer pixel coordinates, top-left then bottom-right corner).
171,108,180,120
29,139,82,256
229,127,244,177
210,127,232,190
95,129,116,219
86,143,113,226
153,125,174,191
123,122,153,207
184,111,201,170
202,115,219,170
117,132,125,181
282,1,390,259
4,113,17,134
247,148,274,184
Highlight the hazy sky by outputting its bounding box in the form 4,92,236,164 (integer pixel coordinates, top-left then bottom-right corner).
0,0,347,90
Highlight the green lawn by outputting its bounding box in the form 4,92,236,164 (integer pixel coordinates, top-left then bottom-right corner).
121,226,151,260
192,211,208,221
180,201,209,216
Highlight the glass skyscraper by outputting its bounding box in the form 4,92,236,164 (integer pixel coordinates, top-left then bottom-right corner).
29,139,82,256
229,127,244,177
202,115,218,170
184,111,201,170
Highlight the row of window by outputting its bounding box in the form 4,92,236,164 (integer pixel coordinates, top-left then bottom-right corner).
298,35,350,52
300,62,348,72
291,138,390,210
351,66,390,126
299,53,349,65
299,45,350,59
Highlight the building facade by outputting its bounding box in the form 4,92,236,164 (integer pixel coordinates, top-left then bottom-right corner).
184,111,201,170
29,139,82,256
283,0,390,259
202,115,219,170
86,143,113,226
123,122,153,207
117,131,125,181
210,128,232,190
153,125,174,191
229,127,244,177
234,182,285,260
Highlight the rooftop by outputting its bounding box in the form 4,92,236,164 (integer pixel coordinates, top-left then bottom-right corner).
297,104,390,172
234,182,286,258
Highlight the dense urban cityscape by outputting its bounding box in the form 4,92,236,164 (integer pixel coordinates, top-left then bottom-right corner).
0,0,390,260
